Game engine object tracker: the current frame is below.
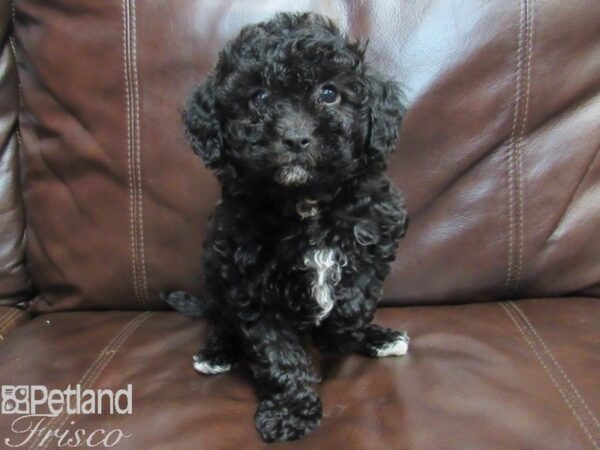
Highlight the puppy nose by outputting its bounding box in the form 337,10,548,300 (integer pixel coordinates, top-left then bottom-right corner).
282,134,312,152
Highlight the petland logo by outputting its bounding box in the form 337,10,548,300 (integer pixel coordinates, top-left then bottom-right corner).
1,385,133,448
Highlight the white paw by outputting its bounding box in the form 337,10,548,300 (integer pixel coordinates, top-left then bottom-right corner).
192,355,232,375
375,333,410,357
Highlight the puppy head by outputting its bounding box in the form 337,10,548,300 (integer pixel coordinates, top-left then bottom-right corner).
183,12,405,195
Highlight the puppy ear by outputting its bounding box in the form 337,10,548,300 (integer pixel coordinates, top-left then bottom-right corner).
182,76,224,169
365,73,406,166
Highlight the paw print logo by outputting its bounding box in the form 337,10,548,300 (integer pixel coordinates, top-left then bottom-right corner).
1,386,29,414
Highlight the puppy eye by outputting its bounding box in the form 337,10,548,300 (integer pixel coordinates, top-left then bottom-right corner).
317,84,340,105
250,89,271,110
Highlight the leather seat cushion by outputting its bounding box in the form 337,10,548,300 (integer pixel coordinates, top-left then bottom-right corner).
0,298,597,449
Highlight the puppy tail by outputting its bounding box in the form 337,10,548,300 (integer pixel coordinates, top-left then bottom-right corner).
161,291,208,318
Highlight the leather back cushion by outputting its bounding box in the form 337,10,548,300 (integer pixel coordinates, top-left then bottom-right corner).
13,0,600,312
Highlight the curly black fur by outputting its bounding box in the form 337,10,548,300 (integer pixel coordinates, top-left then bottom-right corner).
174,12,409,442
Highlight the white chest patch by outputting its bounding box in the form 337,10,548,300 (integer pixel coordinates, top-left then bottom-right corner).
303,248,343,323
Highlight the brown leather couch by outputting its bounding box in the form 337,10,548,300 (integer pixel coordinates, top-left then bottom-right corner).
1,1,599,449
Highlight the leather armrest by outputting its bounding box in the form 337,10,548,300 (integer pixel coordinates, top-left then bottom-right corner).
0,0,32,304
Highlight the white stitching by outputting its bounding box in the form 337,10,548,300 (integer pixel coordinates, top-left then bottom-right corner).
504,0,526,296
123,0,138,305
122,0,145,308
128,0,144,308
0,309,21,336
510,302,600,432
1,311,24,333
500,303,600,449
42,313,152,448
501,303,599,449
505,142,516,295
505,0,535,297
34,312,153,449
511,0,534,293
130,0,150,307
29,312,143,448
0,309,17,329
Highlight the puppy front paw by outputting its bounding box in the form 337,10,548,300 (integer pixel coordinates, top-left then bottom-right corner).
192,354,232,375
373,331,410,357
358,324,410,357
255,392,322,442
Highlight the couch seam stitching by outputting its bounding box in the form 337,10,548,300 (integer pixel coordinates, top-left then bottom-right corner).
122,0,144,309
510,301,600,432
511,0,534,294
25,313,140,449
504,0,526,297
0,310,24,338
123,0,139,306
0,309,20,329
42,312,152,449
0,309,21,338
29,312,152,449
131,0,150,307
500,303,600,449
0,309,18,328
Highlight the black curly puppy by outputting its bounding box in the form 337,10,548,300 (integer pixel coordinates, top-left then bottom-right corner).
168,12,409,442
